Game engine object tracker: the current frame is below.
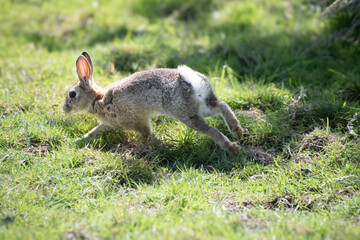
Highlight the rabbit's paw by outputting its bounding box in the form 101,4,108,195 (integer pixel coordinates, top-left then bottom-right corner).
233,125,243,140
228,142,241,155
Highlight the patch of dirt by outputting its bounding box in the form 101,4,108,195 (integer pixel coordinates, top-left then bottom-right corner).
236,107,266,120
265,195,296,210
65,230,91,240
242,146,274,164
290,128,344,163
290,152,320,164
22,142,52,156
264,195,313,211
210,191,255,213
297,128,340,152
127,203,160,216
222,201,255,213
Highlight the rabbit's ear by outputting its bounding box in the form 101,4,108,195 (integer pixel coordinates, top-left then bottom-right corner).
81,51,93,76
76,55,93,87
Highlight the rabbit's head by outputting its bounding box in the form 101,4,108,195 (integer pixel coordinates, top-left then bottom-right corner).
63,52,99,114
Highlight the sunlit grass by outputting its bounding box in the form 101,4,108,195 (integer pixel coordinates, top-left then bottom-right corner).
0,0,359,239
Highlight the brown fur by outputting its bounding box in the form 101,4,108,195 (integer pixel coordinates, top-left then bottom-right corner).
63,52,243,154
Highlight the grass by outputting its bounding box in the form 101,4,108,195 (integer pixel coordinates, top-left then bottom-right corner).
0,0,360,239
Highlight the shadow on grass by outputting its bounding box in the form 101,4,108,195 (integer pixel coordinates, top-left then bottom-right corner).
71,124,278,188
76,132,243,167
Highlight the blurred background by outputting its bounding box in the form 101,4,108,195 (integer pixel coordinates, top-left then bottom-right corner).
0,0,359,122
1,0,359,77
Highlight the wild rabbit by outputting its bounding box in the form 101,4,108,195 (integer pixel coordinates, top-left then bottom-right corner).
63,52,243,154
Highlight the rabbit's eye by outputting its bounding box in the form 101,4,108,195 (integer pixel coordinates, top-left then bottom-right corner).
69,91,76,98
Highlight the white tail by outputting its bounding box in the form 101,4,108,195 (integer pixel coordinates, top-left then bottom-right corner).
177,65,208,100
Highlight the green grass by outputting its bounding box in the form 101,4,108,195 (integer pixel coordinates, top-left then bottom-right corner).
1,0,360,239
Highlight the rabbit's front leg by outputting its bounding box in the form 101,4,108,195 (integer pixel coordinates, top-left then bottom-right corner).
134,119,153,141
76,123,111,142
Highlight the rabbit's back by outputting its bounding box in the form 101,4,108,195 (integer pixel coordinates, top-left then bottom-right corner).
95,68,204,127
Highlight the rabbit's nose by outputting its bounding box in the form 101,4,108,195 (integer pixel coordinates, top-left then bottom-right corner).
63,104,71,113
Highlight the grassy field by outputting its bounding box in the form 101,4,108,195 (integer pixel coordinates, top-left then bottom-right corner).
1,0,360,239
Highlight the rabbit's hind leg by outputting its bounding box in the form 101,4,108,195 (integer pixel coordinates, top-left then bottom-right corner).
215,101,243,140
182,115,240,155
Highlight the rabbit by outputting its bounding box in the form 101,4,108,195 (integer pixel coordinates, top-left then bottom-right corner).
63,52,243,155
